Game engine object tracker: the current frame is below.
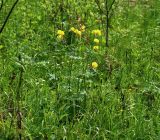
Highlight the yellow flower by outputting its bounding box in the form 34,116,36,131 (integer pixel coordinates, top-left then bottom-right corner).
93,46,99,51
70,27,76,32
70,27,82,37
91,62,98,69
74,29,81,37
57,35,64,40
57,30,65,36
92,29,102,36
77,30,82,36
94,38,99,44
80,25,85,32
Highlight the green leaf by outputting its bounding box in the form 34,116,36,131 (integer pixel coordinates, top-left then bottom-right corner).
0,45,4,49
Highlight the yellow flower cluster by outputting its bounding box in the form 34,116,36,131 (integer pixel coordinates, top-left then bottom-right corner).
75,29,82,37
57,30,65,40
92,29,102,36
70,27,82,37
91,29,101,69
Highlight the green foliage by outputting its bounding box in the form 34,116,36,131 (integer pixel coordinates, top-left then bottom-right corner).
0,0,160,139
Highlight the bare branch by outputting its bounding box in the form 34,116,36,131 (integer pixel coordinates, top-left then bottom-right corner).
0,0,3,11
109,0,116,12
0,0,19,34
95,0,105,14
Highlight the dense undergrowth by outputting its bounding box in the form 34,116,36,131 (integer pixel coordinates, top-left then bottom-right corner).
0,0,160,139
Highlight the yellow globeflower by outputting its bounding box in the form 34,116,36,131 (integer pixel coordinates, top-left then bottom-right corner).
94,38,99,44
80,25,85,32
70,27,82,37
70,27,76,32
74,29,78,33
74,29,81,37
77,30,82,36
57,35,64,40
93,46,99,51
96,30,101,36
92,62,98,69
57,30,65,36
92,29,102,36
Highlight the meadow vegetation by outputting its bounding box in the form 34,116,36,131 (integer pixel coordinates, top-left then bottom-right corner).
0,0,160,139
